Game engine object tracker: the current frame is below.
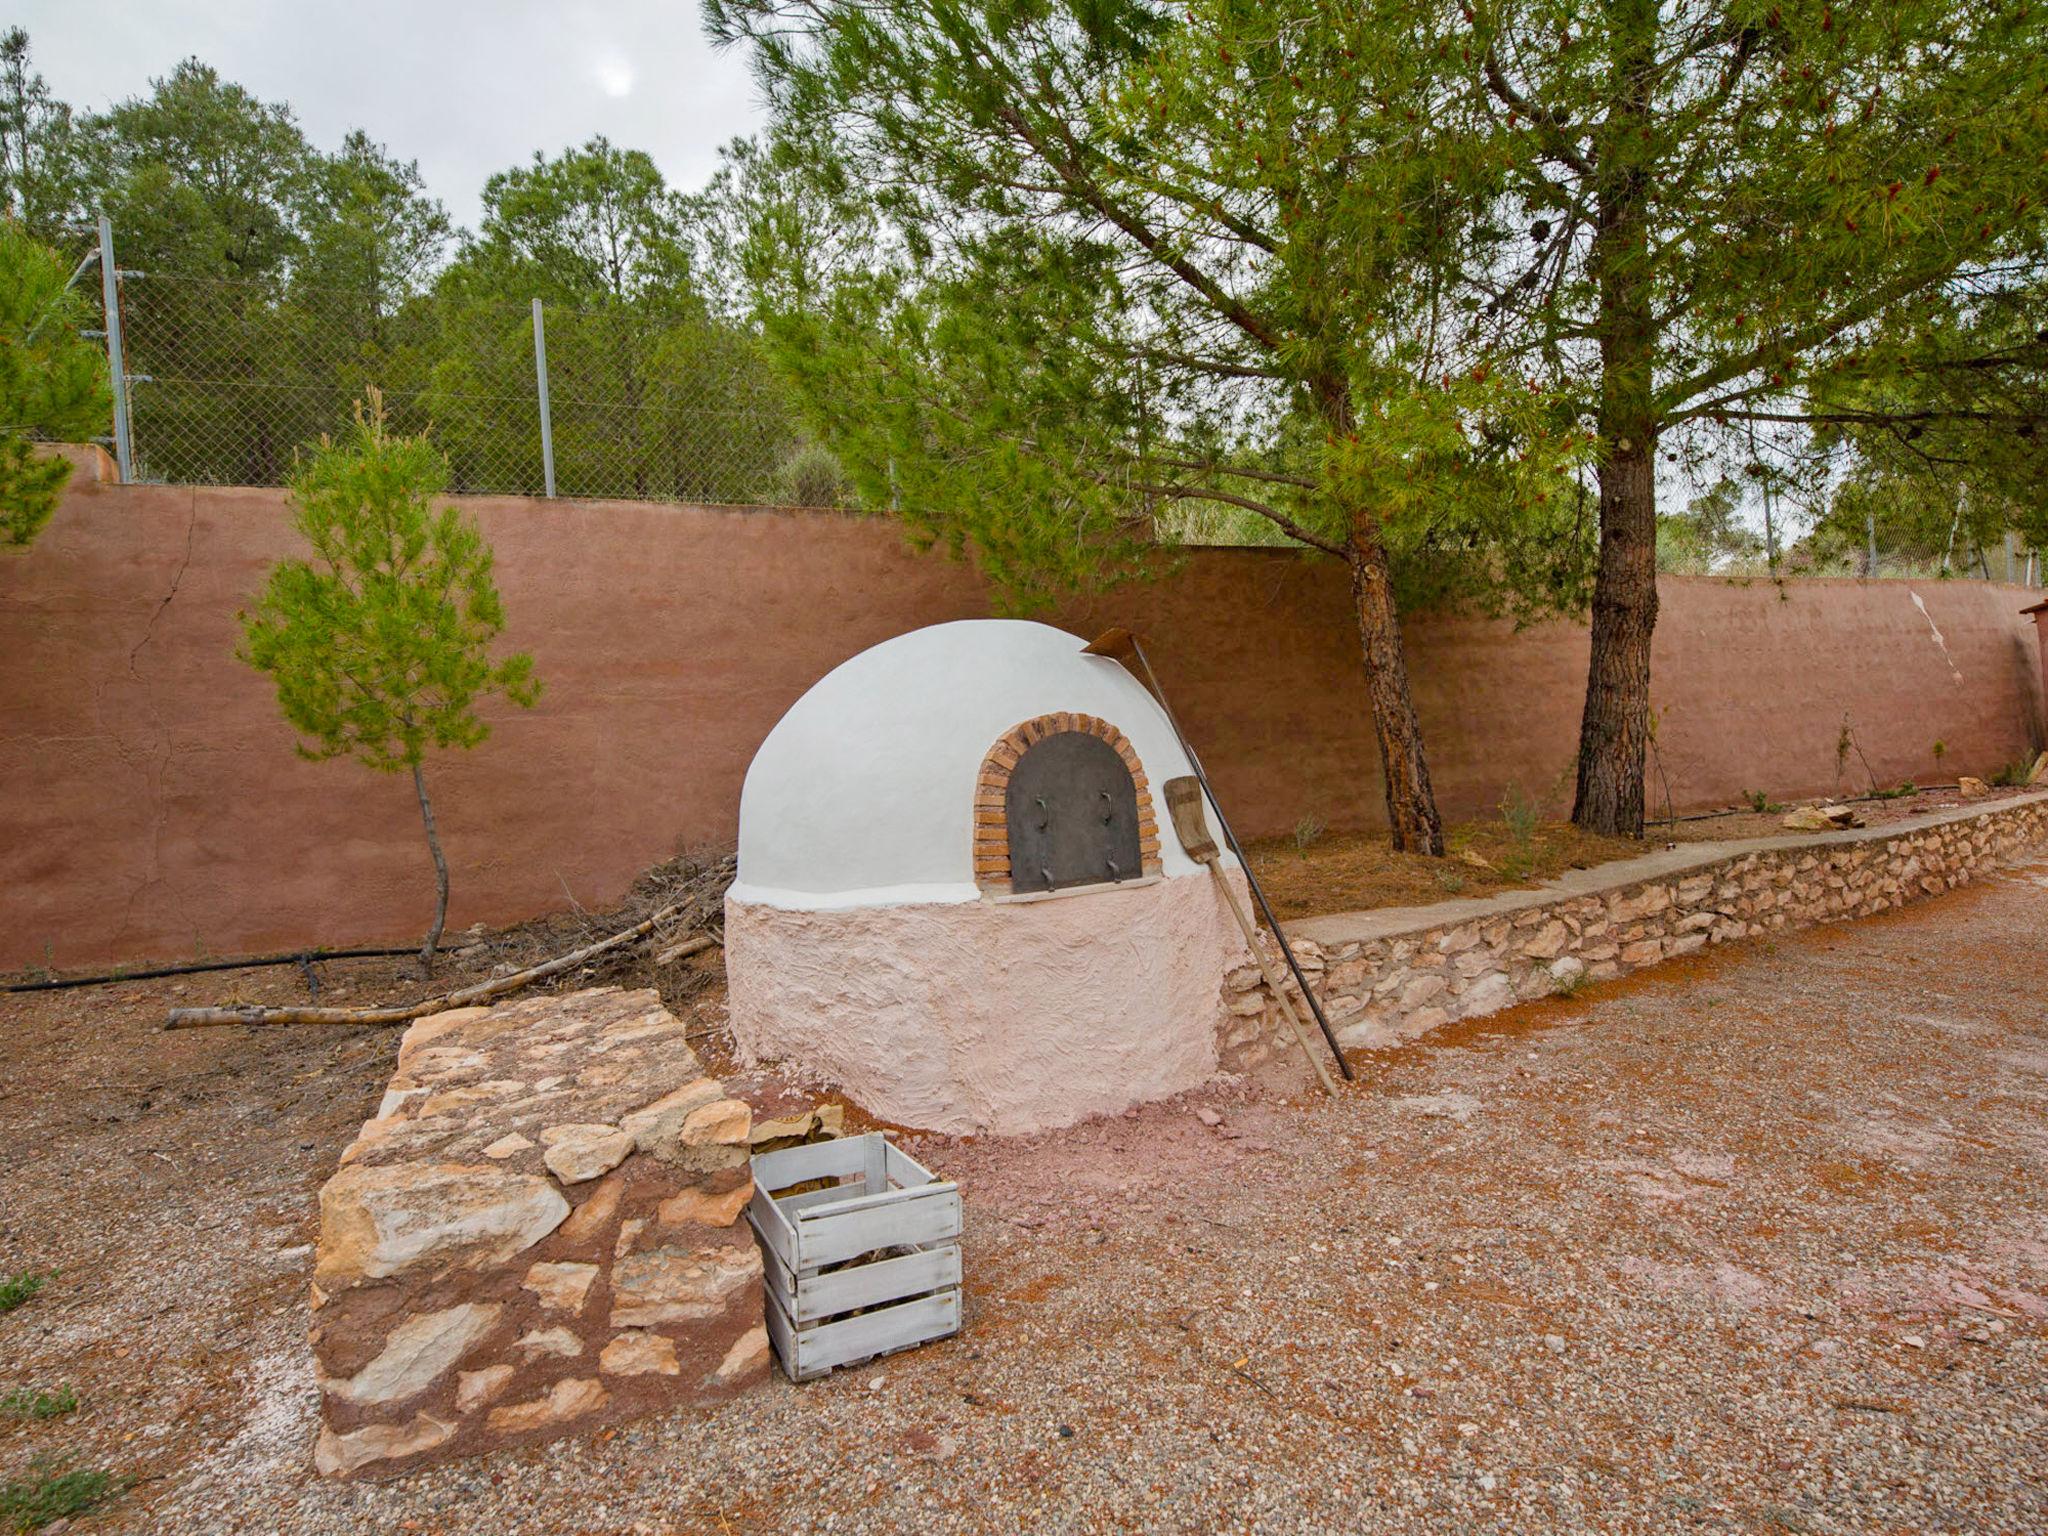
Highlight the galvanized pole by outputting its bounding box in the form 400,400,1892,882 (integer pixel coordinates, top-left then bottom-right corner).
531,297,556,499
97,214,134,484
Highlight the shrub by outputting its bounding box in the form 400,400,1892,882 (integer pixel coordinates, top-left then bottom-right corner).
0,1460,123,1532
772,441,856,508
0,1388,76,1421
0,1272,47,1314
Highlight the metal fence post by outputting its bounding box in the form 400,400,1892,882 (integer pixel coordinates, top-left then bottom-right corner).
97,214,134,484
532,297,556,498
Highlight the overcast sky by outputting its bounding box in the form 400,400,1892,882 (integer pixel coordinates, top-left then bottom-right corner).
10,0,767,231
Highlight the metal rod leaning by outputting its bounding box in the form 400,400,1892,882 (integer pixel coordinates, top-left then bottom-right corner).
1082,627,1354,1080
1164,776,1337,1095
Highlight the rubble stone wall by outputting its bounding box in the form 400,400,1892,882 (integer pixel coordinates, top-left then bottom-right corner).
1221,792,2048,1067
311,988,768,1479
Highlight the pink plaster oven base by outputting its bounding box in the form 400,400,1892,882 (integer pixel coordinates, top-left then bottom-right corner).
724,872,1251,1135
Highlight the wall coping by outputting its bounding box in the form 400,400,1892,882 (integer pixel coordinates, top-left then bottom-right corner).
1286,788,2048,948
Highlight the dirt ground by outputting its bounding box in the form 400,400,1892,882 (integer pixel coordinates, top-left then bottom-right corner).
3,845,2046,1534
1247,782,2040,920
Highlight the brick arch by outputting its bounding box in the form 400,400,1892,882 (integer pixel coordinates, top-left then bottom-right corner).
973,713,1163,893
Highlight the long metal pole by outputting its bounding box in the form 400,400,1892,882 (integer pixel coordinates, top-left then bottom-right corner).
97,214,133,483
1123,636,1354,1080
531,297,556,499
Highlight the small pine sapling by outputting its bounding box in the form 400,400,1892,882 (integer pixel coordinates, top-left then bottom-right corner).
239,394,539,971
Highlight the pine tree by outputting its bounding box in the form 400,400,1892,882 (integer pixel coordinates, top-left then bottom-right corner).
0,222,110,547
709,0,1594,854
238,396,540,969
1439,0,2048,833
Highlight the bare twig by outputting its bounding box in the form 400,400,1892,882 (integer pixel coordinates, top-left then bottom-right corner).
164,857,734,1031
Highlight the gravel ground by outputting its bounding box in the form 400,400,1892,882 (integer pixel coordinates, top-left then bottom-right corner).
4,850,2046,1534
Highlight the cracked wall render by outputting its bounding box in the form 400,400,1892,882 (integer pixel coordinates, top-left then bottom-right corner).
2,471,2043,968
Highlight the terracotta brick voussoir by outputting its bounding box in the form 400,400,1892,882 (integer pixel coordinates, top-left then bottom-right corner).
311,987,768,1480
1221,792,2048,1066
973,713,1167,892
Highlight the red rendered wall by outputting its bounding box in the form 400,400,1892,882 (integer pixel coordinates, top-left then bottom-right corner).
3,472,2042,968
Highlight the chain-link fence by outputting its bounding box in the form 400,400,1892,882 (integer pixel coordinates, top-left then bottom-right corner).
99,247,819,507
59,226,2047,575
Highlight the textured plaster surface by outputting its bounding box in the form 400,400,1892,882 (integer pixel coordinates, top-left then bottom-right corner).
4,468,2042,967
725,870,1251,1134
730,618,1224,908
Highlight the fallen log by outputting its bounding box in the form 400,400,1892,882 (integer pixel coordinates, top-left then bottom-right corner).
164,884,726,1032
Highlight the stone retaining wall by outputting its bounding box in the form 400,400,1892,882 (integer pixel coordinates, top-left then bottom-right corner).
1220,791,2048,1067
311,987,768,1478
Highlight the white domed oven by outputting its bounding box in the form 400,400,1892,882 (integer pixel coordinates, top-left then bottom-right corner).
723,620,1248,1134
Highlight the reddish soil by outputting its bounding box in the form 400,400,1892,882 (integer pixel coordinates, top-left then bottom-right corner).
1247,781,2039,920
2,840,2044,1533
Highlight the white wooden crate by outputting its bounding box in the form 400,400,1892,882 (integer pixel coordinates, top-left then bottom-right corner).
745,1133,962,1382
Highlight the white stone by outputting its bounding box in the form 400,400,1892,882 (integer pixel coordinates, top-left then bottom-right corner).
747,1109,816,1145
320,1301,502,1406
523,1261,600,1314
620,1080,726,1157
679,1099,752,1148
1455,973,1515,1019
715,1325,770,1382
455,1364,515,1413
316,1163,570,1289
315,1412,456,1477
1397,973,1448,1010
539,1123,633,1184
487,1377,609,1434
483,1133,534,1160
515,1326,584,1359
610,1243,763,1328
599,1330,681,1376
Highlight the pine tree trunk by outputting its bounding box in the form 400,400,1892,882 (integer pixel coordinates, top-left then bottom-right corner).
413,761,450,974
1349,521,1445,856
1573,0,1659,840
1572,439,1658,836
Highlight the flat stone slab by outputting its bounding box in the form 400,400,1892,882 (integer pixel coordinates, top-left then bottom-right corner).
311,987,768,1479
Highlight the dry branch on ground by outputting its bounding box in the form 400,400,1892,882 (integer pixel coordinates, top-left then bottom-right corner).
162,856,735,1031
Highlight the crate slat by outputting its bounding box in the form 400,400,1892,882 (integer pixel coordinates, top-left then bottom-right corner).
763,1274,802,1378
885,1141,937,1190
752,1135,868,1193
746,1183,798,1275
775,1177,871,1216
787,1287,962,1378
764,1238,962,1323
795,1184,961,1270
749,1133,964,1382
